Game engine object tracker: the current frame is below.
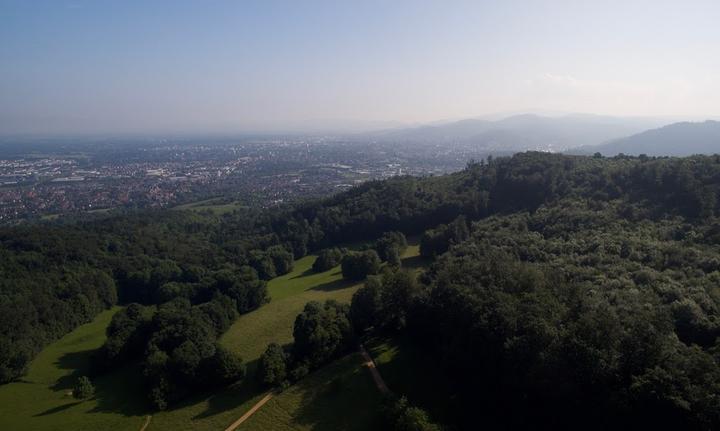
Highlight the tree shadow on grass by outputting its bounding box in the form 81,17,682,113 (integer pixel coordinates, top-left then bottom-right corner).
34,401,83,416
401,254,430,271
50,349,96,391
190,358,263,420
291,353,384,431
310,278,356,293
45,348,149,418
89,362,149,416
366,336,457,426
290,267,316,279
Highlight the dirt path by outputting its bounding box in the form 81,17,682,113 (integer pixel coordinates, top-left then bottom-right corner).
223,392,274,431
139,415,152,431
359,344,390,395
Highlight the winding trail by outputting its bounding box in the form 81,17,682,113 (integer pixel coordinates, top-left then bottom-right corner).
223,392,274,431
359,344,390,395
139,415,152,431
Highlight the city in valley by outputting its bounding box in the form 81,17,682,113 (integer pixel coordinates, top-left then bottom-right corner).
0,137,486,223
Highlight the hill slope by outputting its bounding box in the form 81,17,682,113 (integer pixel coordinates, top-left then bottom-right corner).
368,114,665,152
571,120,720,156
4,152,720,429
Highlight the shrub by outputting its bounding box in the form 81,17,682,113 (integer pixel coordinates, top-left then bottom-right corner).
341,250,381,280
72,376,95,400
312,247,347,272
258,343,288,387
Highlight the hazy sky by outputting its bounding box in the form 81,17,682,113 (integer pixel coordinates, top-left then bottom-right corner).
2,0,720,134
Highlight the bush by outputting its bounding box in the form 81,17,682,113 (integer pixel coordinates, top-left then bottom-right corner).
72,376,95,400
376,231,408,262
419,216,468,258
267,245,294,275
204,345,245,386
312,247,347,272
292,300,353,367
383,396,441,431
350,276,382,332
258,343,288,387
341,250,381,280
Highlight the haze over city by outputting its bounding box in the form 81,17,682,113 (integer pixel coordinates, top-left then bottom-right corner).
2,0,720,135
6,1,720,431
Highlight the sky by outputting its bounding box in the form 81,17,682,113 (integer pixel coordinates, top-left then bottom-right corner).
1,0,720,135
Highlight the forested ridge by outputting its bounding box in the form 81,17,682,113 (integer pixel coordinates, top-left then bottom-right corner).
2,151,720,428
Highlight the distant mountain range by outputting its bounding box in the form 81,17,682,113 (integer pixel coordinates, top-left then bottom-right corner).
571,120,720,156
364,114,667,152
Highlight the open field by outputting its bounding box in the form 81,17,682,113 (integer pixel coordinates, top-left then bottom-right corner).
0,244,423,431
240,352,384,431
148,255,366,430
0,307,148,431
172,198,246,215
367,335,455,426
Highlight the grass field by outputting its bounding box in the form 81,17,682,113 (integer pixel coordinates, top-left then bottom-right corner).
147,254,367,431
0,244,424,431
0,307,148,431
367,334,456,427
172,198,246,215
240,352,384,431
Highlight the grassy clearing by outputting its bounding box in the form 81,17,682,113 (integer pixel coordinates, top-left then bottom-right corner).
241,352,384,431
148,244,422,430
0,244,424,431
148,255,366,430
367,335,456,426
0,307,147,431
172,198,246,215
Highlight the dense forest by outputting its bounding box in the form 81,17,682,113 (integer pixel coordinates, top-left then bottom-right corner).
2,152,720,428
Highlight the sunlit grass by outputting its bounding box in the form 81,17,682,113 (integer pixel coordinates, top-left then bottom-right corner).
0,244,425,431
0,307,148,431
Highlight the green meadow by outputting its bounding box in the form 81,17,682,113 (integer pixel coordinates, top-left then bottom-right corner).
0,245,423,431
367,335,455,426
171,198,246,215
240,352,383,431
0,307,147,431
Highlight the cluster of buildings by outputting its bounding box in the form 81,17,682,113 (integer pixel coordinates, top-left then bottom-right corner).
0,138,473,223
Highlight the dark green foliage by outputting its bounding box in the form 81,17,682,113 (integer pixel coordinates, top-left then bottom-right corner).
96,293,250,409
419,216,468,258
350,269,426,332
258,342,288,387
138,298,246,410
196,294,238,334
0,266,117,383
72,376,95,400
292,300,353,368
350,276,383,332
6,151,720,428
99,303,151,368
267,245,294,275
351,269,421,332
375,231,408,262
341,250,381,280
386,247,402,267
378,269,422,330
248,250,277,280
383,396,441,431
406,206,720,429
209,267,268,314
201,345,246,387
312,247,347,272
